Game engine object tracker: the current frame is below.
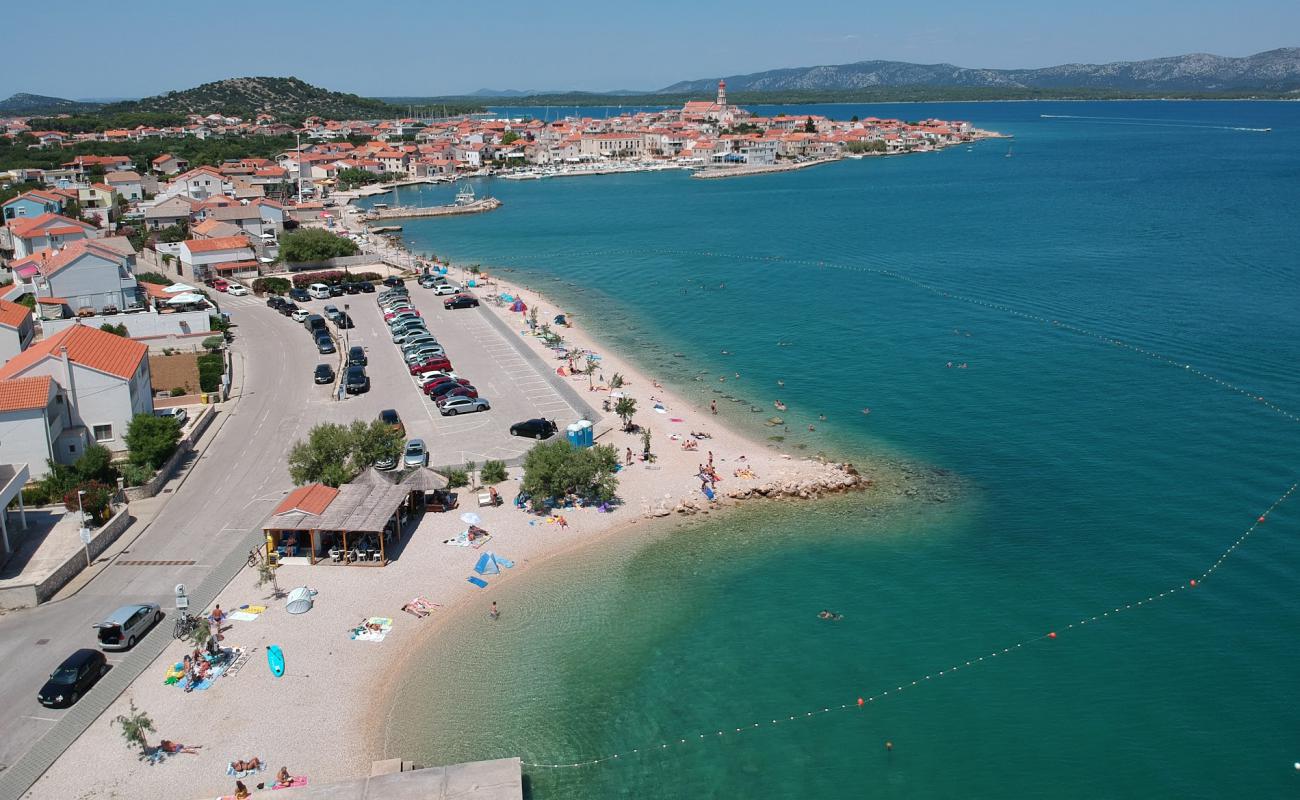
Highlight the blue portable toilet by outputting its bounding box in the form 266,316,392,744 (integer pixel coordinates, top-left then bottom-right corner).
577,419,594,447
566,423,583,447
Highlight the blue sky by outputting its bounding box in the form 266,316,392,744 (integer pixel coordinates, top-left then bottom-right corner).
3,0,1295,99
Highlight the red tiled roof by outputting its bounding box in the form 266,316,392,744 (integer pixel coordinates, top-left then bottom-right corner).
0,299,32,329
274,484,339,516
182,236,251,253
213,260,259,272
32,240,125,278
7,213,96,240
0,376,54,413
0,324,148,382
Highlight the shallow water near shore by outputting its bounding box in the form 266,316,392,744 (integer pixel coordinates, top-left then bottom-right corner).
374,101,1300,797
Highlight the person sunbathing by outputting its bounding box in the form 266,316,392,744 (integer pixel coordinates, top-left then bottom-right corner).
232,757,262,772
160,739,201,754
402,602,429,618
276,766,294,787
234,780,250,799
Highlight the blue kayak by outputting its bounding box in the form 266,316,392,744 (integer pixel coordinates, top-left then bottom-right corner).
267,644,285,678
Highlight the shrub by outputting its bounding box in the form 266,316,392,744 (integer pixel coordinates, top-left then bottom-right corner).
197,353,223,392
252,276,291,296
119,462,154,487
64,481,112,523
521,440,619,512
280,228,359,264
99,322,128,337
201,335,224,351
124,413,181,470
21,484,51,506
170,386,187,396
445,469,469,488
135,272,170,285
480,459,508,484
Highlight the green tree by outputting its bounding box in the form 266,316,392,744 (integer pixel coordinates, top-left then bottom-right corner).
113,700,156,756
124,413,181,470
279,228,360,263
287,422,353,487
156,222,188,243
520,440,619,511
804,116,817,133
480,459,508,484
135,272,171,285
99,322,128,337
614,397,637,431
501,131,520,145
346,419,403,475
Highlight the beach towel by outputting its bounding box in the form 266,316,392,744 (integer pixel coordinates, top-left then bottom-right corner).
228,611,260,622
272,777,309,790
467,576,489,588
670,417,684,422
350,617,393,642
443,531,492,548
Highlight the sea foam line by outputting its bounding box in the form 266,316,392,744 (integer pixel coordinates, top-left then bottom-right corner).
1039,114,1271,132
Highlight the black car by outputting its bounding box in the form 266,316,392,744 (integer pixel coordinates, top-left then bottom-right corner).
279,301,298,316
314,363,335,384
316,335,336,355
383,276,405,288
328,283,345,297
359,281,376,293
38,649,107,708
289,288,311,302
428,380,474,400
347,346,367,367
345,365,370,394
335,313,354,329
510,418,558,439
266,295,285,309
444,294,479,310
304,314,327,334
343,282,361,294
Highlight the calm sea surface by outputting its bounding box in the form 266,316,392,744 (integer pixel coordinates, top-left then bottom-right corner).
373,101,1300,798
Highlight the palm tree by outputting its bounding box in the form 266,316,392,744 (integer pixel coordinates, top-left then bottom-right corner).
614,397,637,431
584,356,598,389
114,699,156,755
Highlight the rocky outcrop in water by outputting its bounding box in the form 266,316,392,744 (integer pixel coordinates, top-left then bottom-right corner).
671,462,866,515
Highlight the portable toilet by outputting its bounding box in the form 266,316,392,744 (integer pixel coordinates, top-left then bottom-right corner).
565,423,583,447
576,419,594,447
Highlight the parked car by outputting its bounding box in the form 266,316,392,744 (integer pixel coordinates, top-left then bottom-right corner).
266,296,285,310
344,365,370,394
278,301,298,316
417,370,459,389
343,282,362,295
379,409,405,436
378,287,408,302
375,452,398,470
38,649,107,708
431,284,462,296
383,276,405,288
303,314,326,333
409,357,453,376
323,305,341,321
444,294,479,310
347,346,367,367
227,284,249,296
392,327,431,344
402,438,428,468
154,407,188,427
400,337,441,355
436,384,479,403
439,396,490,416
94,603,163,651
316,336,336,354
359,281,376,293
314,363,335,384
289,288,311,302
384,307,421,322
405,346,445,364
510,418,558,439
328,283,345,297
291,309,310,323
335,313,354,329
417,275,439,288
426,377,472,398
211,278,229,292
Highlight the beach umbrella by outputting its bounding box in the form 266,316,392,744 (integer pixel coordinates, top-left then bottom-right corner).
509,299,527,312
164,283,197,293
166,293,206,305
460,512,481,525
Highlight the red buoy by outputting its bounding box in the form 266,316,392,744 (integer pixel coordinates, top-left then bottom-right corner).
1258,515,1266,523
857,698,865,708
1189,579,1197,587
1048,631,1057,639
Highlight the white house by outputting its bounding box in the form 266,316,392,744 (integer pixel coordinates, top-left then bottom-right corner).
6,213,101,259
0,299,35,363
10,239,140,318
179,235,254,281
0,324,152,459
104,170,144,201
169,167,233,201
0,375,68,479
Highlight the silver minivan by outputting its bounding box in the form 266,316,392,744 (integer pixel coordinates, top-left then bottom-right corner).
94,603,163,651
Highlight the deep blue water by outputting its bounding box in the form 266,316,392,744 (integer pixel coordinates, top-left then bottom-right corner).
377,101,1300,798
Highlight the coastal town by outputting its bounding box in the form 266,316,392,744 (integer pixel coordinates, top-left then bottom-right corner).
0,81,889,800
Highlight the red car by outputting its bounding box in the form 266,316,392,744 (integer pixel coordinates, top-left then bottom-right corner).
408,357,452,375
436,385,479,403
424,377,472,397
384,308,421,322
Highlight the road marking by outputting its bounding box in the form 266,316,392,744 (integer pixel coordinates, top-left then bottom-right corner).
20,716,59,723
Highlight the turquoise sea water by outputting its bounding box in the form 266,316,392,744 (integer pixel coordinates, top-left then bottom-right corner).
376,102,1300,798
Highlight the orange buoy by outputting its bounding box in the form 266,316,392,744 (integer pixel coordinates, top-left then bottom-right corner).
1048,631,1057,639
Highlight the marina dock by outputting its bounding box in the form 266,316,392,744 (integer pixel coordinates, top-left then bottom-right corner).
363,197,502,221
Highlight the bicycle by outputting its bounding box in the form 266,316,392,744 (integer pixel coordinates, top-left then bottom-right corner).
246,547,264,568
173,612,201,640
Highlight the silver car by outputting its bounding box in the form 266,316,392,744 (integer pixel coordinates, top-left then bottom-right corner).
438,395,490,416
402,438,429,468
94,603,163,651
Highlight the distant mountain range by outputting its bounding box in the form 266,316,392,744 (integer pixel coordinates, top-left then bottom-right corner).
659,48,1300,94
0,93,103,116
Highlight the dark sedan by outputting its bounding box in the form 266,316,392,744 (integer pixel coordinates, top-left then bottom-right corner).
38,649,107,708
314,363,335,384
359,281,376,293
289,288,311,302
425,378,472,398
443,294,479,310
345,365,370,394
510,418,558,439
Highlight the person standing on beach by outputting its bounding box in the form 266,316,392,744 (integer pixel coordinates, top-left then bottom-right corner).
707,450,714,467
711,399,717,415
625,447,633,465
489,602,500,621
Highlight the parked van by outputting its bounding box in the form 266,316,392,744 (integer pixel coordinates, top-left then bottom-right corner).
304,314,327,334
308,283,331,300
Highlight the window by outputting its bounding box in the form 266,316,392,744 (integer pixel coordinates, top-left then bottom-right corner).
93,424,113,442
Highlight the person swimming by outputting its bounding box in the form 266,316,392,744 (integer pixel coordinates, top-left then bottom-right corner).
817,610,844,621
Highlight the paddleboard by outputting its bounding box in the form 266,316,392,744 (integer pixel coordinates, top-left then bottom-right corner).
267,644,285,677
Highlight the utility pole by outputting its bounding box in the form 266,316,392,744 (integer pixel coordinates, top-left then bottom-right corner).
296,132,303,204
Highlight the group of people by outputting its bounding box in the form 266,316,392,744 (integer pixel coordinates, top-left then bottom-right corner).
231,764,297,797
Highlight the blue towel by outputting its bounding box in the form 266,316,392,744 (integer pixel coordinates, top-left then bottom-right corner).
702,486,715,500
467,576,489,588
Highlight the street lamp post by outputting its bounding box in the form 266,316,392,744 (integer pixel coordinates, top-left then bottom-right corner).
77,489,91,568
343,303,350,354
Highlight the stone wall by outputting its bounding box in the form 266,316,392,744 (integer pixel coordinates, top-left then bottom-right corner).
0,506,133,608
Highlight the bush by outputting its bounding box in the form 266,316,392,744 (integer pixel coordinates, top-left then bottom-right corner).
480,459,508,484
197,353,223,392
124,413,181,470
280,228,359,264
521,440,619,512
119,462,154,487
21,484,51,506
201,335,224,351
445,469,469,488
63,481,112,524
99,322,129,337
289,269,381,288
135,272,171,285
252,276,291,296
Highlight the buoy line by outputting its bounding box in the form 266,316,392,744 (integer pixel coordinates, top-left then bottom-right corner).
463,247,1299,770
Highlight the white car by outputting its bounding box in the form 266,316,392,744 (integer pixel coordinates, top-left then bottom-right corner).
227,284,248,296
431,284,462,296
291,309,311,323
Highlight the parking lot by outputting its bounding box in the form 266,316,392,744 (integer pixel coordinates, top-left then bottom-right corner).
223,278,596,467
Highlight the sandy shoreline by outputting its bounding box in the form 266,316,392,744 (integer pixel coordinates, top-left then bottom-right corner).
25,240,868,798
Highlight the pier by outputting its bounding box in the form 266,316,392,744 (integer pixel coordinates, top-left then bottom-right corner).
363,197,502,221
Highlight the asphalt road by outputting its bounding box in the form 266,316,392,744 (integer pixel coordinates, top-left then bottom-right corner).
0,282,593,777
0,302,317,775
